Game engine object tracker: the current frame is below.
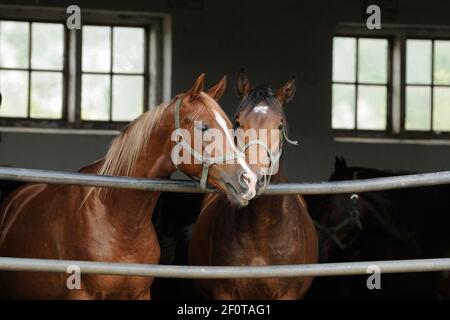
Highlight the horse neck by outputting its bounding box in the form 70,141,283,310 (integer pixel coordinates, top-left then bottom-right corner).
86,106,177,227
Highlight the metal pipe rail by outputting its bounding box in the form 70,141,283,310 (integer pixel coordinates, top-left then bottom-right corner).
0,257,449,278
1,167,449,277
1,166,450,195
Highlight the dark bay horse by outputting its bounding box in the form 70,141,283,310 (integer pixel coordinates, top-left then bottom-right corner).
0,74,257,299
188,70,318,299
306,157,450,299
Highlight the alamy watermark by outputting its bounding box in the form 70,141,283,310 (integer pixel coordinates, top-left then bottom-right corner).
366,5,381,30
66,5,81,30
366,264,381,290
66,265,81,290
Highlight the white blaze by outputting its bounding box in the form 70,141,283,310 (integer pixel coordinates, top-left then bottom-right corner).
253,105,269,114
212,110,257,189
213,110,238,154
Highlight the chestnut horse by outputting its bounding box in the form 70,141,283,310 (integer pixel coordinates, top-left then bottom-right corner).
0,74,256,299
188,70,318,299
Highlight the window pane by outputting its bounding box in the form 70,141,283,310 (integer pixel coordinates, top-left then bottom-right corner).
434,40,450,85
405,86,431,131
357,85,387,130
332,37,356,82
112,75,144,121
358,38,388,84
332,84,355,129
81,74,110,120
113,27,144,73
406,40,432,84
0,21,29,68
31,23,64,70
0,70,28,117
433,87,450,132
30,72,63,119
82,26,111,72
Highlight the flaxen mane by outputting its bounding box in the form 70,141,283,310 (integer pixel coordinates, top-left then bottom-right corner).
99,101,170,178
80,101,171,205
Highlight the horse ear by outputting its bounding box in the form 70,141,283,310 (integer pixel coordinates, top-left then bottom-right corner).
188,73,205,100
334,156,347,172
236,68,251,99
206,75,226,101
277,75,297,104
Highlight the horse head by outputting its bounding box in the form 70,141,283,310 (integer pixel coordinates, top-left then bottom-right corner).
313,157,398,260
233,69,298,196
172,74,257,206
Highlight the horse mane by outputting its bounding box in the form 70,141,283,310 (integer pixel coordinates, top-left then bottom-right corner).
103,93,224,164
78,101,171,209
98,101,171,178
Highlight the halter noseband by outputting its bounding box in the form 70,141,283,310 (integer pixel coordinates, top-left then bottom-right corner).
172,96,245,191
239,126,298,180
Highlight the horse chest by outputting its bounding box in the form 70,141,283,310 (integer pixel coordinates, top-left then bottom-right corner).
85,223,159,263
192,194,318,300
213,223,303,267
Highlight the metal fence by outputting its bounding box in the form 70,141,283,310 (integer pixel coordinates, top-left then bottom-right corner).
2,166,450,194
0,166,449,278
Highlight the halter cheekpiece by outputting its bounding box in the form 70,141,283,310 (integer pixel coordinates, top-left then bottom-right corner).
172,96,245,191
238,125,299,178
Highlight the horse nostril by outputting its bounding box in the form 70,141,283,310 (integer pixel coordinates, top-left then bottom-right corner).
239,172,251,192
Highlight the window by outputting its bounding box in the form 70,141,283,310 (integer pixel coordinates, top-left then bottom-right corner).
0,21,64,120
0,6,168,131
332,25,450,140
81,26,146,122
406,39,450,132
332,37,390,130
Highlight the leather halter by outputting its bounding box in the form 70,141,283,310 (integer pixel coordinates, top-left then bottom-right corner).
172,96,245,190
315,194,363,249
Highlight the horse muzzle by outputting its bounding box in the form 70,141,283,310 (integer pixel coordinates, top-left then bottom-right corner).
223,170,256,207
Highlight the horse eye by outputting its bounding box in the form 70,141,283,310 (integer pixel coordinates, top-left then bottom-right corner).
278,124,284,130
201,124,209,132
235,121,241,128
